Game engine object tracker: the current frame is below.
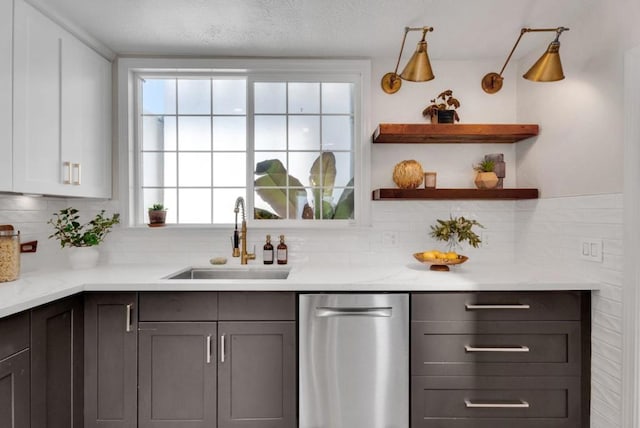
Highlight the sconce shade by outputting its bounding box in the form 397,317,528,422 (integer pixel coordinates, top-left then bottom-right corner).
523,41,565,82
481,27,569,94
400,41,435,82
381,26,434,94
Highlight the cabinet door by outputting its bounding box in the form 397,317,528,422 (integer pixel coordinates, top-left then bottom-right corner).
138,322,217,428
0,349,30,428
0,0,12,191
13,0,67,195
84,293,138,428
13,0,112,197
218,322,296,428
30,295,84,428
61,35,112,198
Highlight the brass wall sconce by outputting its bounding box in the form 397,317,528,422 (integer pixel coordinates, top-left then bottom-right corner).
482,27,570,94
381,26,435,94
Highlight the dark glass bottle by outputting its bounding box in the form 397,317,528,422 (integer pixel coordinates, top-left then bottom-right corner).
263,235,274,265
277,235,288,265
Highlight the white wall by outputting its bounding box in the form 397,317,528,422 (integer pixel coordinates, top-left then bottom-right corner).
516,1,640,197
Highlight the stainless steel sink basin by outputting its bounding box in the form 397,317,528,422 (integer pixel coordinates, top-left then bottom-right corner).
166,267,290,280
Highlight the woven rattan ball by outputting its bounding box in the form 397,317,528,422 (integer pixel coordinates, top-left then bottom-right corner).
392,160,424,189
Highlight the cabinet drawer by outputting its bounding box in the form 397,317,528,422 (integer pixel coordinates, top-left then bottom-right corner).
218,292,295,320
412,321,581,376
0,312,29,360
139,292,218,321
412,292,582,321
411,376,581,428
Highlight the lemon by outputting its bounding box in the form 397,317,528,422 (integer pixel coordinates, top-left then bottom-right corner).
422,251,437,260
445,252,459,260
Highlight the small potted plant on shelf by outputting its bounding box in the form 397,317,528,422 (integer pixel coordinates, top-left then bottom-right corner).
422,89,461,124
473,159,499,189
148,204,167,227
48,208,120,269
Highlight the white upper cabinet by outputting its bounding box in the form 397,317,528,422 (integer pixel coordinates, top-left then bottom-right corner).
0,0,13,192
12,0,112,198
61,34,112,198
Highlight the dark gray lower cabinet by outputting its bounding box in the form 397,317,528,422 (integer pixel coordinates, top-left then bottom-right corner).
218,322,296,428
30,295,84,428
411,291,590,428
0,350,30,428
0,311,30,428
412,376,581,428
84,293,138,428
138,322,217,428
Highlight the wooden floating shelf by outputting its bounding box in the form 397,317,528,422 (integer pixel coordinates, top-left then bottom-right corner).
372,188,539,200
372,123,539,144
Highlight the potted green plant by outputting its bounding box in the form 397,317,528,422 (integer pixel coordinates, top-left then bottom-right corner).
48,208,120,269
148,204,167,226
473,159,499,189
430,216,484,252
422,90,461,124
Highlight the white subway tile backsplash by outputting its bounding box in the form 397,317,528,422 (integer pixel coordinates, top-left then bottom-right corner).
590,396,621,427
590,408,620,428
0,192,625,427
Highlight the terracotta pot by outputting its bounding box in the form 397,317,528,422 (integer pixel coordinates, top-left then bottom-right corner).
474,172,499,189
148,210,167,226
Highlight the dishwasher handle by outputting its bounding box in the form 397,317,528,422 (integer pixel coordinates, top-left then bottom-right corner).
315,306,392,317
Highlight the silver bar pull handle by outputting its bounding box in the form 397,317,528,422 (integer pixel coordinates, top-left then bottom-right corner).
465,399,530,409
206,335,212,364
315,307,392,317
465,304,531,310
72,163,81,185
465,345,530,353
125,304,133,332
220,334,225,363
63,161,72,184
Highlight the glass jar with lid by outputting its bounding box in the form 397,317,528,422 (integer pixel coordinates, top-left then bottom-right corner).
0,225,20,282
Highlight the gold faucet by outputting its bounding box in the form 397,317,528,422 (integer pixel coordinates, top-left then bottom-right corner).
233,197,255,264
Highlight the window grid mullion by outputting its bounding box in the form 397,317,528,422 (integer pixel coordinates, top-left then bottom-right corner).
285,82,290,220
174,78,180,224
214,78,215,223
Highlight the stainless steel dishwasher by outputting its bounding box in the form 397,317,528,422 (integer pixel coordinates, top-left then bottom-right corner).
299,293,409,428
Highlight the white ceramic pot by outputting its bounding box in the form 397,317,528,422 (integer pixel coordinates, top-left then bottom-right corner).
67,246,100,270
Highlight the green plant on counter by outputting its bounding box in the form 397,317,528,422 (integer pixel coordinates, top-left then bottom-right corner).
254,152,354,220
474,159,495,173
149,203,166,211
48,208,120,248
430,216,484,248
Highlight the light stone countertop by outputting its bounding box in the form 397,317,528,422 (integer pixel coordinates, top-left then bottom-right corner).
0,259,600,318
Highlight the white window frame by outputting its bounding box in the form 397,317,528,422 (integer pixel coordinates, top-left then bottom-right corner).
117,57,371,228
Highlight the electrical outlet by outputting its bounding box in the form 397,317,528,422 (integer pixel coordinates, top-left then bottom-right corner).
481,232,490,248
381,231,398,248
580,238,603,262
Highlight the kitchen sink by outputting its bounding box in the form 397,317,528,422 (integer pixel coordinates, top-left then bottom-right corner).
166,267,290,280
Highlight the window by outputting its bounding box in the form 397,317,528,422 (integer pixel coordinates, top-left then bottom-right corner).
140,77,247,224
137,71,358,225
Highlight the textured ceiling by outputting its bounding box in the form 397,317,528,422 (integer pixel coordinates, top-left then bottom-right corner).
34,0,582,60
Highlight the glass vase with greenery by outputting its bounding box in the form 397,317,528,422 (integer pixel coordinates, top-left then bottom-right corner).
430,216,484,252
